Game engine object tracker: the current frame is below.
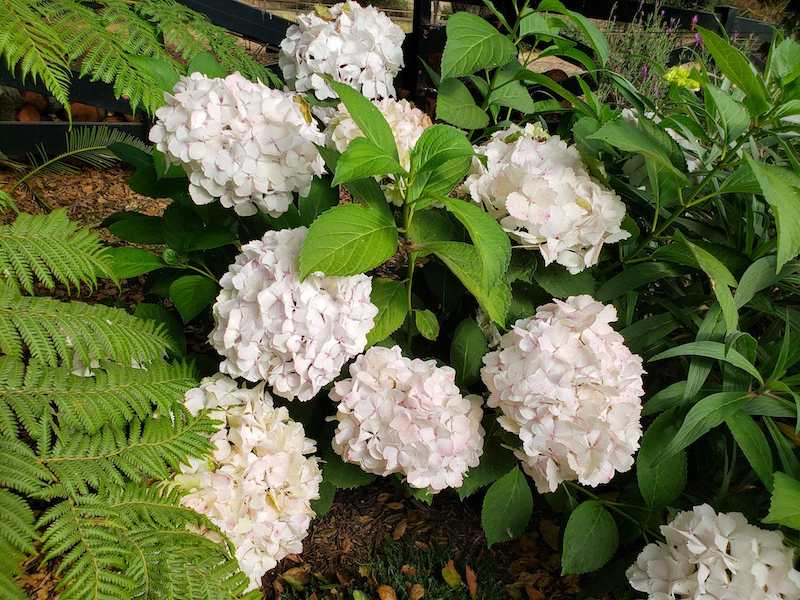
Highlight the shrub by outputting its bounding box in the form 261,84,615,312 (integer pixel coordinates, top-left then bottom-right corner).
4,0,800,597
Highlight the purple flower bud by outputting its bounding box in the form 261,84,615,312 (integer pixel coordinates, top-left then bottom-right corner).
691,14,698,29
694,32,703,47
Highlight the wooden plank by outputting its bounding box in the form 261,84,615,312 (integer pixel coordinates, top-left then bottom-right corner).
176,0,292,45
0,122,148,157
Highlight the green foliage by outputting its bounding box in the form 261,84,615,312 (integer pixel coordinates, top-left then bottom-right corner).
0,0,280,116
366,278,408,346
0,209,111,293
480,466,533,546
561,501,618,574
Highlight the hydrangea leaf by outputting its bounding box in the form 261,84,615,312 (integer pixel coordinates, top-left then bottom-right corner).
367,279,408,346
329,81,398,160
440,12,516,79
637,410,687,508
561,501,618,574
413,309,439,341
481,466,533,547
450,319,489,389
332,138,404,185
169,275,219,322
764,472,800,530
298,203,398,279
436,78,490,130
106,247,164,280
458,432,516,499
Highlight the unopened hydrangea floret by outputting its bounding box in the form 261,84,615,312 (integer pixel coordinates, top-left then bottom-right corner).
330,345,484,493
176,374,321,589
279,1,404,101
627,504,800,600
149,72,325,217
210,227,377,401
481,295,645,493
466,123,629,274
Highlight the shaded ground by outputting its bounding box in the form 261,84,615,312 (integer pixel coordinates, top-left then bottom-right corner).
3,166,610,599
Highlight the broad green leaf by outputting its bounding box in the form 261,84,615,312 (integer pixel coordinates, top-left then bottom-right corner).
764,472,800,529
596,262,683,302
488,62,536,113
310,479,336,517
134,302,186,356
106,212,164,244
329,81,398,160
441,198,511,287
765,418,800,479
660,392,748,460
322,449,376,489
187,51,226,78
332,138,404,185
299,176,337,226
746,156,800,272
561,501,618,574
408,209,457,246
705,83,749,140
726,412,774,489
538,0,609,64
408,157,472,202
735,255,787,308
650,341,762,384
163,203,235,252
105,247,163,279
426,241,510,325
169,275,219,322
621,313,680,357
410,124,474,173
681,236,738,333
366,279,408,346
108,143,152,171
534,264,597,298
589,118,687,183
458,434,516,499
637,410,687,507
481,467,533,546
450,319,489,389
436,78,490,130
698,27,770,115
298,203,398,279
518,10,561,38
770,38,800,84
129,55,180,92
643,381,689,416
441,12,517,78
718,163,761,195
414,309,439,340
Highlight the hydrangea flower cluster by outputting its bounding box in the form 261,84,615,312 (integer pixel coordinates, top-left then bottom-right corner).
279,1,405,102
209,227,377,401
330,345,485,493
326,98,432,203
149,72,325,217
627,504,800,600
481,295,645,493
176,374,322,589
466,123,630,274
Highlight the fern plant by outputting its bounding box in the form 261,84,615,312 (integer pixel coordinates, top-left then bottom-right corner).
0,202,255,597
0,0,281,116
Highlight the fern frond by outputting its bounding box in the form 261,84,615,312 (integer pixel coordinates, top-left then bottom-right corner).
97,0,172,61
0,286,172,367
0,356,197,434
0,209,111,293
48,0,167,113
0,189,17,214
38,497,134,600
135,0,282,87
0,0,71,109
0,438,52,495
0,489,37,556
15,127,150,187
159,548,260,600
44,412,214,494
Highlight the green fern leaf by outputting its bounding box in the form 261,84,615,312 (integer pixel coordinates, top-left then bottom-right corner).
0,209,111,293
0,286,173,367
0,489,37,556
0,0,71,109
0,356,197,434
0,437,52,495
44,412,214,493
0,189,17,214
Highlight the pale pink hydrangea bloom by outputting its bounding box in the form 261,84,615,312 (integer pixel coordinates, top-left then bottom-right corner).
279,1,404,102
627,504,800,600
466,123,629,274
481,295,645,493
149,72,325,217
209,227,377,401
326,98,432,203
330,345,485,493
176,374,321,589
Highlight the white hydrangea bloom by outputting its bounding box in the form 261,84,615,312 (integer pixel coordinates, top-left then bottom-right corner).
210,227,378,401
466,123,629,274
149,72,325,217
279,1,405,102
481,295,644,493
326,98,431,203
627,504,800,600
176,374,322,590
330,345,485,493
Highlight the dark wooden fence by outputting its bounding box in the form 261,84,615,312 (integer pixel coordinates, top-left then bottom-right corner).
0,0,776,156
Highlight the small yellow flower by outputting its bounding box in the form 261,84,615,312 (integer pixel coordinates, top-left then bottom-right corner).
664,65,701,91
